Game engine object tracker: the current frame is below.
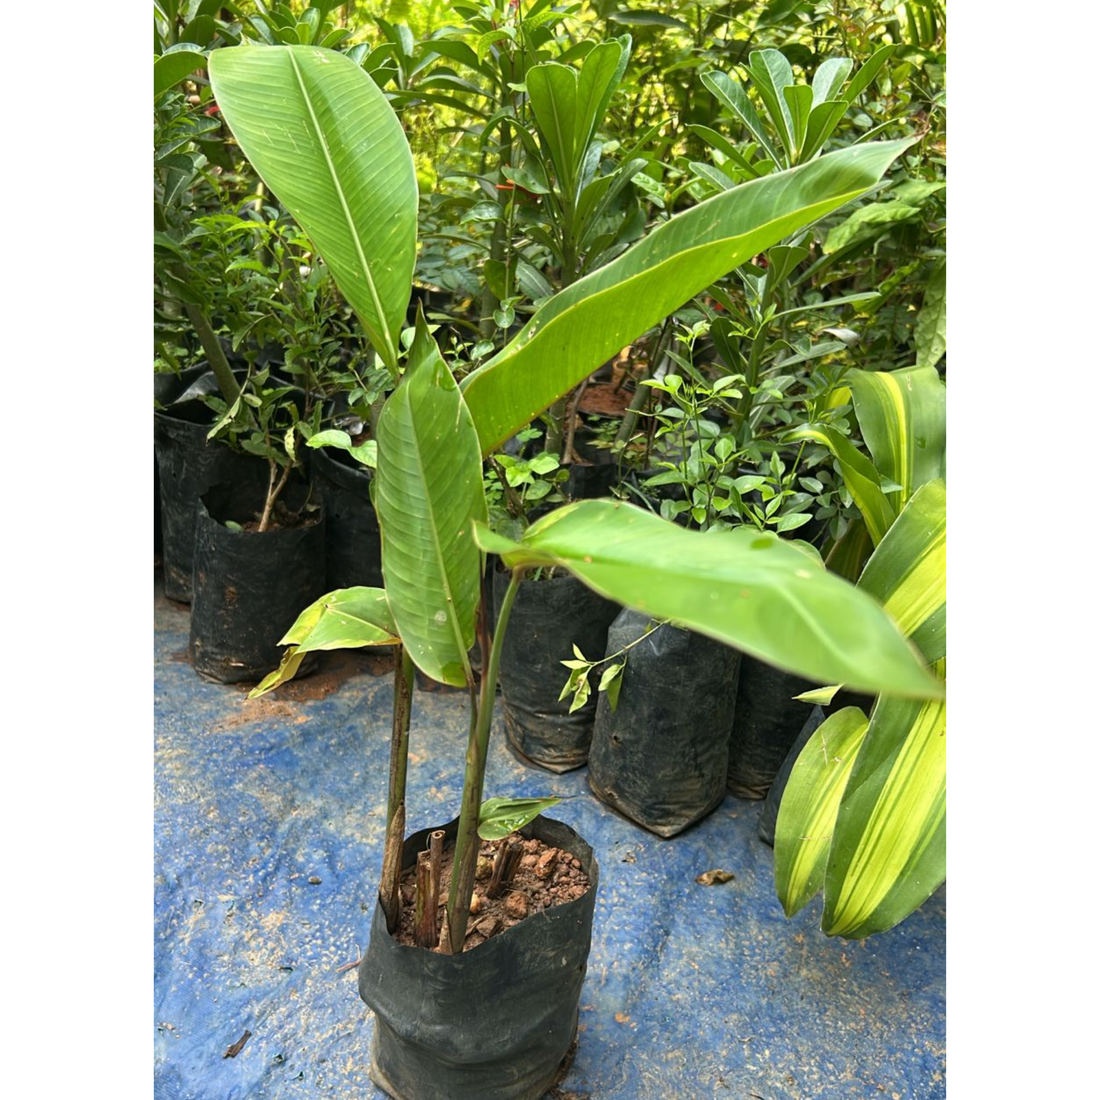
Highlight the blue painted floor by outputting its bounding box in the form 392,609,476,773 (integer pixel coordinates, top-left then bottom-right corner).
154,577,946,1100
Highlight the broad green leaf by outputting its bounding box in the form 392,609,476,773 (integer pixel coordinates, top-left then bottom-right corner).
278,586,398,651
250,647,309,699
747,49,796,157
812,57,853,107
800,99,849,161
915,259,947,370
859,480,946,665
526,62,579,193
824,201,920,254
774,707,870,916
462,140,913,453
249,587,399,698
843,44,896,104
573,37,630,174
783,84,813,158
374,318,487,687
209,45,417,372
701,69,782,164
607,10,689,30
785,424,896,545
154,47,206,100
822,677,946,938
474,500,940,699
848,365,946,509
478,796,563,841
306,429,377,467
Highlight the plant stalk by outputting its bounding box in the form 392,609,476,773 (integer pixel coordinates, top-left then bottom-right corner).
443,567,525,952
380,645,415,933
154,202,240,404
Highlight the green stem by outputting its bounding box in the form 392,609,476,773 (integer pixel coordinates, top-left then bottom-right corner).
380,645,415,933
444,566,525,952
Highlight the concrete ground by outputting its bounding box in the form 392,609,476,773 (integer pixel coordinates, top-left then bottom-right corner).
154,578,946,1100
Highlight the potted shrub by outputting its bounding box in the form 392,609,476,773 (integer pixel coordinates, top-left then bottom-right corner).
210,41,939,1097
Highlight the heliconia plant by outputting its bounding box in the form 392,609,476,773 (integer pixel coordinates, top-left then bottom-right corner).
210,42,941,953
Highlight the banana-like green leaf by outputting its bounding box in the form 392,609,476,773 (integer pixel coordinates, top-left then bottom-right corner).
478,796,562,841
848,365,946,511
209,45,417,372
249,586,400,698
374,318,487,687
822,676,946,938
774,707,869,916
154,47,206,100
915,259,947,370
474,500,941,699
785,424,896,545
462,139,913,453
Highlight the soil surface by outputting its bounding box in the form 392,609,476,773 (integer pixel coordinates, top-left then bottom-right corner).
578,382,634,418
394,833,591,952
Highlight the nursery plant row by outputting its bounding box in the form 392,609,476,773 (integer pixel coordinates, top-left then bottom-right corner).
154,3,946,1097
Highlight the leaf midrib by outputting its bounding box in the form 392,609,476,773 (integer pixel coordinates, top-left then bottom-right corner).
287,48,397,368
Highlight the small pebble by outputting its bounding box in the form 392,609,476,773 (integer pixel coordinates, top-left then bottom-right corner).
308,876,322,885
504,892,528,919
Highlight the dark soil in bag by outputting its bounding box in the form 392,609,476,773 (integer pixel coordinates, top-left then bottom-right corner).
309,444,383,590
188,479,326,683
154,400,266,602
494,568,620,773
587,607,742,837
726,657,819,801
359,815,598,1100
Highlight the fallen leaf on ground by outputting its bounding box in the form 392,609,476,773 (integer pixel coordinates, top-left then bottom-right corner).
695,869,735,886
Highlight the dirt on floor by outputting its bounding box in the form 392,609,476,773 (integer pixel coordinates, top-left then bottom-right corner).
394,833,591,952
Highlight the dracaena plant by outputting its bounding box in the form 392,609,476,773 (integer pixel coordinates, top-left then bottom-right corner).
210,42,940,952
774,364,947,937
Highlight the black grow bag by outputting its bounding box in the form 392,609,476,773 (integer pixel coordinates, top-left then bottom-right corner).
188,480,326,683
154,400,267,602
359,815,599,1100
494,569,620,773
309,445,383,590
756,690,876,846
757,705,827,847
726,657,819,801
587,607,742,837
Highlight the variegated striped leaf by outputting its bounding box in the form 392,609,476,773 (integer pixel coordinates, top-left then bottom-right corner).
785,423,896,545
774,482,947,937
848,365,946,511
859,480,946,662
822,676,946,938
774,707,870,916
